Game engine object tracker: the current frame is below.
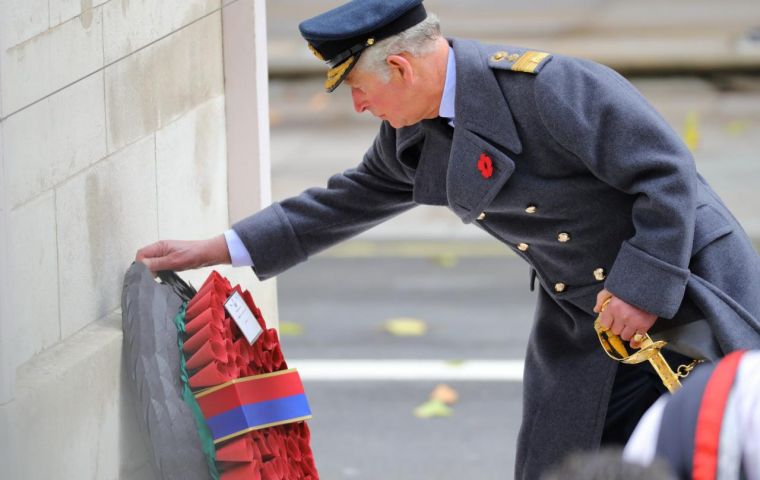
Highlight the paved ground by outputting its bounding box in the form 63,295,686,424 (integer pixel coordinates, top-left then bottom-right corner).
279,256,533,479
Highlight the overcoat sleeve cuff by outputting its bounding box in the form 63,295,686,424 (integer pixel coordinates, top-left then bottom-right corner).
231,203,308,281
605,241,690,319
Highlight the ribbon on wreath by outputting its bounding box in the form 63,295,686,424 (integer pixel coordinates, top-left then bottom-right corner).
172,270,319,480
195,369,312,444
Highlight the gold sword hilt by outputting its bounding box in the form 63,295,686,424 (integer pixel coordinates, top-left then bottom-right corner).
593,299,683,393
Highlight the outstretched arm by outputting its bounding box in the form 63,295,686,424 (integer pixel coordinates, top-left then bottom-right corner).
136,122,415,278
136,235,231,272
232,123,415,280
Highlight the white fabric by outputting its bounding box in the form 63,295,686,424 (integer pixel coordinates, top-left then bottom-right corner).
717,389,742,480
736,351,760,480
438,46,456,127
622,394,670,466
224,228,254,267
622,351,760,479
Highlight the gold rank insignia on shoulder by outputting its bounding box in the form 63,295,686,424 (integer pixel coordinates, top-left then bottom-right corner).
489,49,552,74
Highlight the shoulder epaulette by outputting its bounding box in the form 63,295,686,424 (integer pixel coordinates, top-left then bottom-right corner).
488,49,552,74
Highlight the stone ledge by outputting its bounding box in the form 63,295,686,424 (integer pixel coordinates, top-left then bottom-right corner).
0,312,154,480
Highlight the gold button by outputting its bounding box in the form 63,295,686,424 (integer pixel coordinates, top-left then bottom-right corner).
594,268,606,281
517,243,529,252
525,205,537,214
558,232,571,243
491,51,507,61
477,212,486,221
554,282,567,293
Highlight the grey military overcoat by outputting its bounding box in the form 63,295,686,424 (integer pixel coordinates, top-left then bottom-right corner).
233,38,760,478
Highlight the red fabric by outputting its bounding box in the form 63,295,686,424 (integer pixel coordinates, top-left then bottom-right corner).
183,321,224,354
216,436,254,463
241,288,267,331
185,305,224,335
220,461,261,480
196,370,306,418
190,272,232,311
185,339,227,370
186,270,319,479
234,339,250,363
186,290,217,320
477,153,494,179
692,350,746,480
189,362,233,389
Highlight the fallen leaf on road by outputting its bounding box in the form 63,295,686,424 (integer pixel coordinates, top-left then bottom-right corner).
384,317,427,336
278,322,304,336
431,384,459,405
414,384,459,419
414,399,452,419
432,253,458,268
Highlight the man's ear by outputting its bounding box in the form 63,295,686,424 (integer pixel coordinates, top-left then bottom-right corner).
386,54,414,84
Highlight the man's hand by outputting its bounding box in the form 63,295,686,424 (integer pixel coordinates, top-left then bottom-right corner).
135,235,231,273
593,288,657,349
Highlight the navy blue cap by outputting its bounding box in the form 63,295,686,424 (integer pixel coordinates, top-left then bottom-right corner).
299,0,427,92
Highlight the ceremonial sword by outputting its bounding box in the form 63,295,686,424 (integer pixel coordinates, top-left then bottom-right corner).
593,299,701,393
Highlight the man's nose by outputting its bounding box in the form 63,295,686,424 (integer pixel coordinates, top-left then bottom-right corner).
351,88,367,113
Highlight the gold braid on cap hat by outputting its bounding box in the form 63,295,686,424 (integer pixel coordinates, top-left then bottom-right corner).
325,56,356,91
307,43,325,61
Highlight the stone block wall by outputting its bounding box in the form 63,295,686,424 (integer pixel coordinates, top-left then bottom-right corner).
0,1,274,478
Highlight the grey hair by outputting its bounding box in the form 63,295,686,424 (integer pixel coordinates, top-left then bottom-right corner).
354,13,441,82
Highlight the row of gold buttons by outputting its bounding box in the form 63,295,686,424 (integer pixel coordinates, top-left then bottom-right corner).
554,270,606,293
476,204,606,293
516,233,569,252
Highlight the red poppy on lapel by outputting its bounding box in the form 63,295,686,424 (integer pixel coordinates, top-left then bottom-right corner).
477,153,494,179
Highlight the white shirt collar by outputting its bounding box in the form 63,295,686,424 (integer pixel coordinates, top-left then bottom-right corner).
438,46,456,125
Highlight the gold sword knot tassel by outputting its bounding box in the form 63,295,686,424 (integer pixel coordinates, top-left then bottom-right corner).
593,298,683,393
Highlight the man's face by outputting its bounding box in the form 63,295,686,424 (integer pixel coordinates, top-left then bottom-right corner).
344,65,425,129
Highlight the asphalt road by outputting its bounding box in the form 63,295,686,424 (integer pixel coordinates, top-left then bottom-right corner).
277,255,536,479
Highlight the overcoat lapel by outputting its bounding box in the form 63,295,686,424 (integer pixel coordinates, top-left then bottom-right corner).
447,128,515,223
393,39,525,218
446,39,523,223
395,120,453,207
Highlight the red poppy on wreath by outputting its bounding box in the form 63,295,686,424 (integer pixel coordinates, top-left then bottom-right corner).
477,153,494,179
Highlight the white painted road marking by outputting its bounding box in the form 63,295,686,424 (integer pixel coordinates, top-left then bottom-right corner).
288,359,525,382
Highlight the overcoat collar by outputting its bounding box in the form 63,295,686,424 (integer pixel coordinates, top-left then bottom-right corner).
450,38,523,155
394,38,523,219
445,38,522,222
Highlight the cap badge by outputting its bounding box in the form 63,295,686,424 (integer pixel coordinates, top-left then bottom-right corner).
477,153,494,179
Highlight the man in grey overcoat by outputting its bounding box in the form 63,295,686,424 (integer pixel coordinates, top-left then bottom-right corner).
137,0,760,477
